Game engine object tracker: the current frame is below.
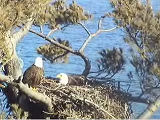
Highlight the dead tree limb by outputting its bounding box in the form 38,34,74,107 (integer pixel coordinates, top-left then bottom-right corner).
40,25,44,34
30,16,119,76
78,16,119,53
138,96,160,119
29,29,74,53
17,82,53,112
46,27,59,38
29,29,91,76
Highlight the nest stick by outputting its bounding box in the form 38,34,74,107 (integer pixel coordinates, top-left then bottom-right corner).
70,93,117,119
56,89,116,119
17,82,53,111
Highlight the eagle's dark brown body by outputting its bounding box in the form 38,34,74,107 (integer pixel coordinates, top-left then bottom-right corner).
22,64,44,87
67,74,86,86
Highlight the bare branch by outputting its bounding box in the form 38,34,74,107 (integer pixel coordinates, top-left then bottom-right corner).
40,25,44,34
29,29,75,54
98,17,104,29
128,95,150,104
100,27,118,32
78,14,119,53
138,96,160,119
46,27,59,38
30,29,91,76
79,26,118,53
78,22,91,35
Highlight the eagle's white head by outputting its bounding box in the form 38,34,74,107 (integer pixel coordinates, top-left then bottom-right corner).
34,57,43,68
56,73,68,85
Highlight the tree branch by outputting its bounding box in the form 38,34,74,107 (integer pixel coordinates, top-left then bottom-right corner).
126,27,141,49
46,27,59,38
51,51,69,62
79,26,118,53
29,29,75,54
17,82,53,111
12,18,34,45
138,96,160,119
128,95,150,104
0,74,52,111
77,52,91,76
29,29,91,76
98,16,103,29
78,16,118,53
78,22,91,35
40,25,44,34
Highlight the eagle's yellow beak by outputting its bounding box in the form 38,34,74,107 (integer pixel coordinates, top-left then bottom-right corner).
56,74,62,79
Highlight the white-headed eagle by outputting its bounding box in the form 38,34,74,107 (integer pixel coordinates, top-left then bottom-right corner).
22,57,44,88
56,73,86,86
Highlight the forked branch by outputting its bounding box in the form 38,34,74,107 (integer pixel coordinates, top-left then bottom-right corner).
46,27,59,38
29,15,118,76
79,16,119,53
29,29,91,76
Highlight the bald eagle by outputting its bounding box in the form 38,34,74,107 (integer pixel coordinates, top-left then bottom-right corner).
22,57,44,88
56,73,87,86
56,73,108,86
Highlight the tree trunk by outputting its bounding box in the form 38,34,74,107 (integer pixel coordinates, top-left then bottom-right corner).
3,53,23,80
1,20,33,105
2,39,23,104
2,19,33,79
78,53,91,77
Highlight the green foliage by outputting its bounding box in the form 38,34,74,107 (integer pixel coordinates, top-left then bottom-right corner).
96,48,125,78
0,0,90,65
0,0,42,33
37,38,71,63
110,0,160,56
110,0,160,90
34,0,91,28
0,0,90,34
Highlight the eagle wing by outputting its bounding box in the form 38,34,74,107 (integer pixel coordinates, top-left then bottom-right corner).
68,74,86,86
22,65,44,87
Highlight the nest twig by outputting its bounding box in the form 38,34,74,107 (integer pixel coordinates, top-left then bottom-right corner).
34,78,132,119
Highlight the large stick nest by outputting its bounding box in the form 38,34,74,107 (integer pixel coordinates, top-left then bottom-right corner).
33,78,132,119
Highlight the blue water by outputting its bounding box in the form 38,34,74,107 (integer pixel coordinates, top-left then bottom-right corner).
3,0,160,118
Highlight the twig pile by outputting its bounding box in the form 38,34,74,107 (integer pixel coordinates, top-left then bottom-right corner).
36,78,131,119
